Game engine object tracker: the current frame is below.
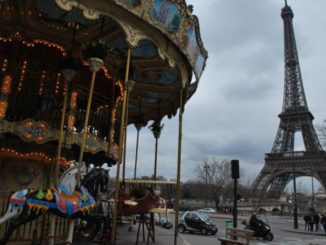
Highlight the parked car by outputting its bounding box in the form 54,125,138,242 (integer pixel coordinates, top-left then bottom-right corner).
178,211,218,235
197,207,216,213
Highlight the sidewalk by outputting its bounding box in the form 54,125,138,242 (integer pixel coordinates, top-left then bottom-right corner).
283,228,326,236
72,222,184,245
115,223,181,245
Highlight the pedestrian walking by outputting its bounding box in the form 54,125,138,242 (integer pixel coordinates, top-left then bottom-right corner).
303,214,310,230
313,213,320,232
309,215,314,231
321,213,326,234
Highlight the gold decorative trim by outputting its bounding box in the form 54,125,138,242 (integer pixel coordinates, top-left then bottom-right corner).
55,0,101,20
0,119,118,159
118,22,148,48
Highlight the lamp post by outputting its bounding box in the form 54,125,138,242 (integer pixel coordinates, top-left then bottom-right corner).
149,120,163,180
292,165,298,229
311,168,315,211
291,139,298,229
231,160,239,228
204,163,209,206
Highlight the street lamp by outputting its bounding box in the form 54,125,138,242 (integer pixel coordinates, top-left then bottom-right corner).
204,163,210,206
311,168,315,211
291,139,298,229
205,163,210,206
231,160,239,228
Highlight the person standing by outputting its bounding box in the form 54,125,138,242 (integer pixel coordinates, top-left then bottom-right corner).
313,213,320,232
309,214,314,231
303,214,310,230
321,213,326,233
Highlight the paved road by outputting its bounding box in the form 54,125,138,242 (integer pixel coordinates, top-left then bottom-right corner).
72,214,326,244
177,214,326,245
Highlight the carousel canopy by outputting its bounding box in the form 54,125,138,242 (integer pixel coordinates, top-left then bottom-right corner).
0,0,207,165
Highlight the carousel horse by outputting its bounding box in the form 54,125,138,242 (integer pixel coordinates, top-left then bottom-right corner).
75,169,114,242
0,167,110,245
0,164,85,225
119,187,161,216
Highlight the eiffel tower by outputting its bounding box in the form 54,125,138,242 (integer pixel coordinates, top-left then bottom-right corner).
252,1,326,198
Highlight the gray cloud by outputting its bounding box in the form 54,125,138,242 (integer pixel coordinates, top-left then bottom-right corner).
115,0,326,189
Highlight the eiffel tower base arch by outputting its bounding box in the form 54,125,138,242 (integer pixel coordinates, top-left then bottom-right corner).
252,152,326,199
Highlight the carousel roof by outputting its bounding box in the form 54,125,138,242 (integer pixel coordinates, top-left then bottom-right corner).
0,0,207,125
0,0,207,165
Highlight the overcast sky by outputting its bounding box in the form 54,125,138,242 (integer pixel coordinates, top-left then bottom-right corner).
113,0,326,189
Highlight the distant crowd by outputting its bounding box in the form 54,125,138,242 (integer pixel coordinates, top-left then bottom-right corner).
303,213,326,233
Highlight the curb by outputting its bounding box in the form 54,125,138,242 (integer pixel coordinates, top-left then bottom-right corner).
282,228,326,236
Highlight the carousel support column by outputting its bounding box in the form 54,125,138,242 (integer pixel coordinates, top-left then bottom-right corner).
149,117,163,180
123,80,135,233
77,34,108,187
76,57,103,186
54,80,70,186
122,80,135,180
106,78,116,159
66,219,75,245
133,98,142,180
66,59,100,245
111,48,132,244
48,219,55,245
174,86,184,245
133,123,142,179
49,59,76,245
49,81,69,245
148,108,163,243
154,132,158,180
65,56,102,245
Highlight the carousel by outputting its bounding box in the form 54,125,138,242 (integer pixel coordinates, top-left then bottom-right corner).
0,0,207,244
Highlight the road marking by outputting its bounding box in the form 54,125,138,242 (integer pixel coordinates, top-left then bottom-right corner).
179,235,191,245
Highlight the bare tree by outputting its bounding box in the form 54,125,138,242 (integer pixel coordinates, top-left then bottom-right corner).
195,158,232,210
181,180,201,199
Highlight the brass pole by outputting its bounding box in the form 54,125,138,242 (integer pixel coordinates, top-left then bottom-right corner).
54,81,69,187
122,92,129,180
153,137,158,180
133,98,142,180
133,126,140,179
48,81,70,245
76,69,97,186
111,48,131,243
152,103,161,180
107,81,116,158
174,86,184,245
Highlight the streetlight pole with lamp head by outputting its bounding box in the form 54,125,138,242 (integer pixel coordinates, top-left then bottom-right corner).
311,168,315,211
204,163,210,206
231,160,239,228
291,138,298,229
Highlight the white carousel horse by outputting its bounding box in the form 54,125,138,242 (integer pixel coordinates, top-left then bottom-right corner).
0,164,85,225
